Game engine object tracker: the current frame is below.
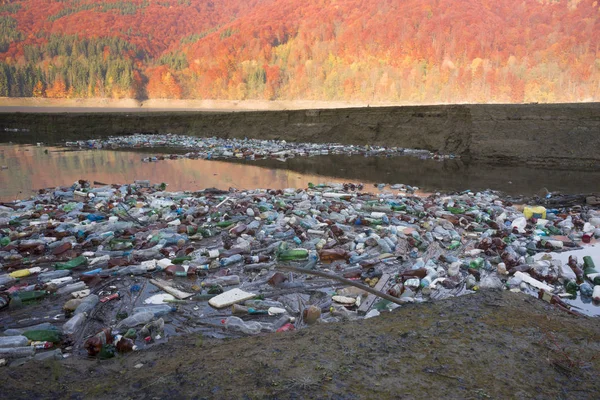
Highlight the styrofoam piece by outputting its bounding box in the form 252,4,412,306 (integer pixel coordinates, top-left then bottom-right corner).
514,271,554,292
208,288,256,309
144,293,175,305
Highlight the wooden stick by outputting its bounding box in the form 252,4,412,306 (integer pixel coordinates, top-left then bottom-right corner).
275,264,405,306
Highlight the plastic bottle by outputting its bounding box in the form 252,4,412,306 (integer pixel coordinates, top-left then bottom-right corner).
420,267,439,288
223,316,267,335
523,206,546,220
0,274,16,287
63,312,87,335
511,217,527,233
117,311,155,329
57,281,87,296
377,238,393,253
38,270,71,283
115,336,137,353
4,323,55,337
9,268,39,279
244,299,285,310
583,256,600,284
244,255,270,264
318,248,348,263
132,304,175,317
219,254,243,267
54,256,88,270
202,275,240,286
564,279,578,294
12,290,47,303
74,294,99,315
31,341,54,350
277,248,309,261
34,348,63,361
580,282,594,297
0,347,35,358
140,318,165,339
593,286,600,302
0,335,29,348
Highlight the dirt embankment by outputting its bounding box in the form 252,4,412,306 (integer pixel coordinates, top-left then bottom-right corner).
2,290,599,400
0,102,599,168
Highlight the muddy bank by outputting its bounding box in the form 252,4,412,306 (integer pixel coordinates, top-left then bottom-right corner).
1,103,599,168
2,290,599,400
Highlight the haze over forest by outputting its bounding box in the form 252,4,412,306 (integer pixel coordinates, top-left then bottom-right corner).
0,0,599,104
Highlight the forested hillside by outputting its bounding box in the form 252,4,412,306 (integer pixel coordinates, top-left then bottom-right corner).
0,0,599,103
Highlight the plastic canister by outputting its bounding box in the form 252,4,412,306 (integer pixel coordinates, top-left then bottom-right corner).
523,206,546,220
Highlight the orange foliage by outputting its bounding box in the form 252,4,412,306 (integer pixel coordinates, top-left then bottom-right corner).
2,0,600,102
45,78,67,98
146,66,182,99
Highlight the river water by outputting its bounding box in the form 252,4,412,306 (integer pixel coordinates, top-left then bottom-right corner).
1,142,600,316
1,143,599,202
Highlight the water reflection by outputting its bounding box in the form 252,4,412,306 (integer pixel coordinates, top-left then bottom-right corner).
535,245,600,317
0,145,351,201
238,155,600,197
1,144,599,202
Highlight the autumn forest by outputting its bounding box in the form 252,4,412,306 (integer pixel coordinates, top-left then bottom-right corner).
0,0,599,103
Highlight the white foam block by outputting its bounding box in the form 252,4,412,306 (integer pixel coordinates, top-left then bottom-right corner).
208,288,256,309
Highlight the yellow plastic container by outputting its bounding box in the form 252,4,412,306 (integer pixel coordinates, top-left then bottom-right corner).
523,206,546,220
9,268,31,278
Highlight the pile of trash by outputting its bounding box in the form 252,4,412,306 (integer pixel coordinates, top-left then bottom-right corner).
1,179,599,366
65,134,456,162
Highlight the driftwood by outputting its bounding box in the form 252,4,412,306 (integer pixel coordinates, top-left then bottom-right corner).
276,264,405,306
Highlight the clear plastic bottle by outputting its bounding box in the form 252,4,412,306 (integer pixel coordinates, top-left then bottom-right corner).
219,254,244,267
74,294,99,315
0,335,29,348
63,312,87,335
224,316,272,335
4,322,56,337
57,281,87,296
117,311,155,329
0,346,35,358
0,274,16,287
244,299,284,310
202,275,240,286
38,270,71,283
132,305,174,318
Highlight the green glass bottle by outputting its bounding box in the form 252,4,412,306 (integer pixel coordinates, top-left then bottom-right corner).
12,290,46,303
98,344,116,359
197,228,213,238
447,206,465,215
446,240,461,250
469,257,484,269
546,225,562,235
583,256,600,284
23,329,62,343
277,249,309,261
172,256,192,265
564,279,578,294
216,220,235,228
54,255,88,270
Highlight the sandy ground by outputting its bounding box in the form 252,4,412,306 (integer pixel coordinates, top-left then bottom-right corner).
0,97,395,112
2,290,599,399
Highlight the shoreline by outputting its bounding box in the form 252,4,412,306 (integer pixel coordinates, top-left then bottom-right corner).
1,97,593,113
2,102,600,171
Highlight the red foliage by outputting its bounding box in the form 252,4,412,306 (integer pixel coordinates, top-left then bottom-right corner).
2,0,600,102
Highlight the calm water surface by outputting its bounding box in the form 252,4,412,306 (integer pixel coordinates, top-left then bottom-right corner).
1,143,600,315
0,144,353,201
2,143,600,201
